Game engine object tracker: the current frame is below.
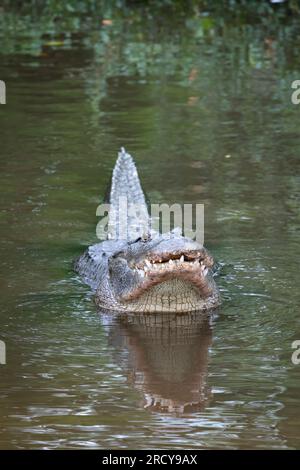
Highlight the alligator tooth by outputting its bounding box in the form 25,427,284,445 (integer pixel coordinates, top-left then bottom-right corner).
145,259,151,268
168,259,174,265
144,266,148,272
180,255,184,263
203,267,208,277
138,269,145,278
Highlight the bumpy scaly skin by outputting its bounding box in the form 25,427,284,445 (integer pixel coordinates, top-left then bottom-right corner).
74,149,220,313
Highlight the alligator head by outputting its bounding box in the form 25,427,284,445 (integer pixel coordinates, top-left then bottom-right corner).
103,233,219,312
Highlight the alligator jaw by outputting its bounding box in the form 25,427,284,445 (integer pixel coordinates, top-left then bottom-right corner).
121,251,214,301
132,249,214,269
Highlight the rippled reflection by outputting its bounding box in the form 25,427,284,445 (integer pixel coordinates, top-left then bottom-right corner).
102,311,215,414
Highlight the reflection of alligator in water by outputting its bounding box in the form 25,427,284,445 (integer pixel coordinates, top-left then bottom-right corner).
104,311,214,413
75,148,220,313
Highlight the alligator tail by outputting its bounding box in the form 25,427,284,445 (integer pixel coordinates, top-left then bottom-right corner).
106,148,149,241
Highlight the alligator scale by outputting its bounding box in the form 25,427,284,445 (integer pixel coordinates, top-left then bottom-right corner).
75,149,220,313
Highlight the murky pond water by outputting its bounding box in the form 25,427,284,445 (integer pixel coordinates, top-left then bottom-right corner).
0,20,300,449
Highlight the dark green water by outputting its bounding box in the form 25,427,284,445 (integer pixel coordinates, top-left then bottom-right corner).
0,21,300,449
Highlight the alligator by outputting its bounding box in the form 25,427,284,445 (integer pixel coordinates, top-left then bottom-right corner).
74,148,220,313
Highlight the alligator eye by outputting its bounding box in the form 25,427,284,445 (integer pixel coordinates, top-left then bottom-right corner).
128,236,143,245
112,250,125,258
141,232,151,242
128,233,151,245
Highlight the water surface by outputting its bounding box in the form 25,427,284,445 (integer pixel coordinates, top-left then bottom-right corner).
0,20,300,449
